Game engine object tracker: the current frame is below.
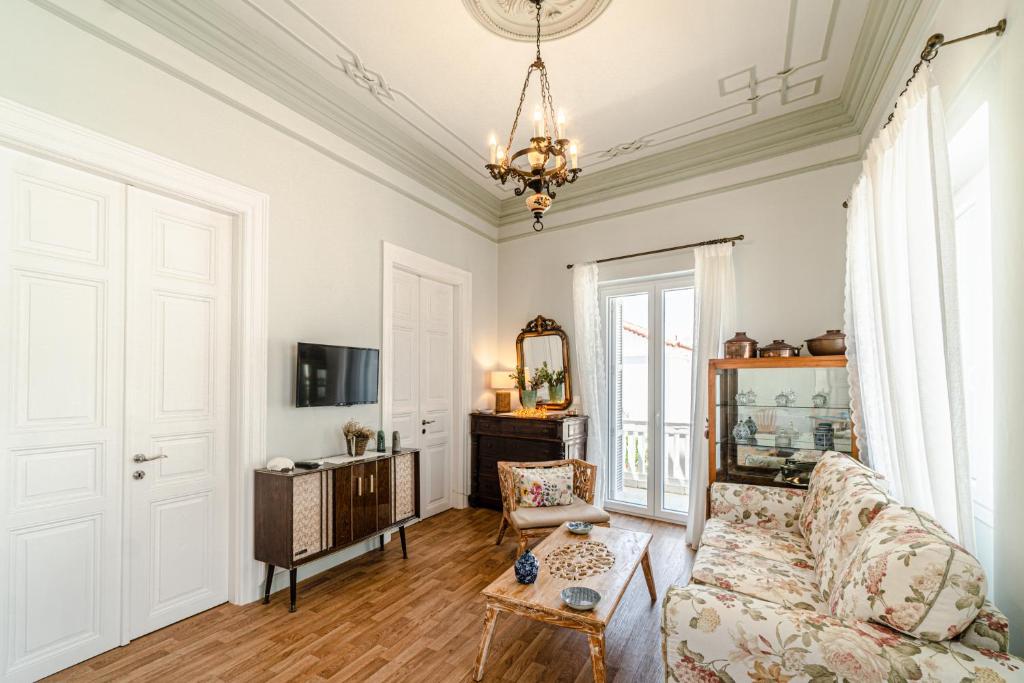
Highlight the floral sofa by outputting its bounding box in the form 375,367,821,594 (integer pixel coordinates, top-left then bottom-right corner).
663,452,1023,682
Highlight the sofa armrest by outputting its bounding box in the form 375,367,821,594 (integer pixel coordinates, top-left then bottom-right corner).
960,600,1011,654
709,482,804,532
662,584,1024,682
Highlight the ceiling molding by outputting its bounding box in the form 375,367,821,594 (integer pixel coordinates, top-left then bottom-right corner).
105,0,502,225
59,0,923,241
462,0,613,42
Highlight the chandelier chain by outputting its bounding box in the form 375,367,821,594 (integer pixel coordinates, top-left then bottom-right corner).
505,64,536,153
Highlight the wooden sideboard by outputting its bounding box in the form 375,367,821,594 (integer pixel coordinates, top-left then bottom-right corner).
469,414,588,510
255,449,419,611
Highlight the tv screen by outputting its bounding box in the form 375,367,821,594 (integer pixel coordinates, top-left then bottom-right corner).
295,342,379,407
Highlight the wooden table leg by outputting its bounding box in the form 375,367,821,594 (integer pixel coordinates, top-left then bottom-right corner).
473,605,500,681
288,568,297,613
641,550,657,603
399,525,408,559
587,632,607,683
262,563,274,605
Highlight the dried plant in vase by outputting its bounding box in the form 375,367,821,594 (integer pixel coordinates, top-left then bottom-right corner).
342,419,376,456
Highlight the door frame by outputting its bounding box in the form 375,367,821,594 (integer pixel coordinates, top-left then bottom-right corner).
381,242,472,511
0,97,270,632
599,272,693,525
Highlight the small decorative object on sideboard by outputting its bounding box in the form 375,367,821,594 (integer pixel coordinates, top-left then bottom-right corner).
774,389,797,407
342,419,375,456
724,331,758,359
391,430,402,453
805,329,847,356
376,430,386,452
759,339,802,357
514,549,540,584
266,457,294,472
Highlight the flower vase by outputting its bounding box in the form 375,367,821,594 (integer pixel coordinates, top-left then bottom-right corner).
514,549,540,584
548,384,563,403
521,389,537,409
347,436,369,456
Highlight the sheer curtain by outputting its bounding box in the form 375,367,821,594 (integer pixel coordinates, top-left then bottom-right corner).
685,244,736,548
845,67,975,549
572,263,607,507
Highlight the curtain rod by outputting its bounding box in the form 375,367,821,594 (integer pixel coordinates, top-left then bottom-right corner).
842,18,1006,209
565,235,744,270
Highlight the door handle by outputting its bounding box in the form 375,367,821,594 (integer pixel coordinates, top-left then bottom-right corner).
357,477,362,496
421,419,435,425
370,474,375,494
133,453,168,463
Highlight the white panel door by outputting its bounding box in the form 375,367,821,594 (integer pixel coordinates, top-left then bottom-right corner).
418,278,453,518
125,188,232,638
0,149,126,682
390,269,420,453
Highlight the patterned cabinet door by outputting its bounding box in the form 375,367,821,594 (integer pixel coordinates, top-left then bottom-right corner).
292,473,323,561
394,453,417,522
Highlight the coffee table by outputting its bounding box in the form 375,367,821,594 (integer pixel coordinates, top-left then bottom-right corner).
474,523,656,683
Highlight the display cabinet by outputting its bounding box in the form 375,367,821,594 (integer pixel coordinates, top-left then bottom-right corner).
708,356,857,491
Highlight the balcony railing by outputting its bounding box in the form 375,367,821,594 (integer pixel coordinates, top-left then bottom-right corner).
619,419,690,495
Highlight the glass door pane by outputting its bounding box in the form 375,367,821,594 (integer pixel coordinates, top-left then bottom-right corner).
660,287,694,515
608,292,649,507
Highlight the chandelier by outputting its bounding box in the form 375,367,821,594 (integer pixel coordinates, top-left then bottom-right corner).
485,0,581,232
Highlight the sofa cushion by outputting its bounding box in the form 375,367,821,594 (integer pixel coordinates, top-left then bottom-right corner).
513,465,574,507
829,505,987,641
798,452,892,597
701,518,815,570
691,545,827,613
508,496,610,529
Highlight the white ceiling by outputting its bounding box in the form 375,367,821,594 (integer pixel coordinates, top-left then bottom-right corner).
108,0,908,228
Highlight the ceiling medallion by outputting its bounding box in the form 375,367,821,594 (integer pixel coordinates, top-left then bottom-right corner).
463,0,612,42
485,0,582,231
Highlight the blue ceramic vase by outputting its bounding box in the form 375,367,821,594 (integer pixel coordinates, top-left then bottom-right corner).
514,549,540,584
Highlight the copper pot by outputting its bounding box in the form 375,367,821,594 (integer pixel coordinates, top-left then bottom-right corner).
806,329,847,356
759,339,802,358
724,332,758,359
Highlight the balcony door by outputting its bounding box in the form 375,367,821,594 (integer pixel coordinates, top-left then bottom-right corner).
601,275,694,523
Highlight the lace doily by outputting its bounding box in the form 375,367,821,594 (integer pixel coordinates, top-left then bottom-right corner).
545,540,615,580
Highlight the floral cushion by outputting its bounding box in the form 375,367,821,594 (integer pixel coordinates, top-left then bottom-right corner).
663,584,1024,683
962,601,1012,654
512,465,573,507
798,452,892,597
691,545,827,613
830,505,988,641
701,518,816,570
709,482,805,531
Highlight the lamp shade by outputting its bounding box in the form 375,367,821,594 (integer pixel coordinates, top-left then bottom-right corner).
490,371,516,390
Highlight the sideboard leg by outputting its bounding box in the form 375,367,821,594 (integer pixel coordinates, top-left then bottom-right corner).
379,534,385,551
262,563,274,604
399,525,408,559
288,568,297,613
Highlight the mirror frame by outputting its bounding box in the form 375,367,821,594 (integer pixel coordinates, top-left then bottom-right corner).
515,315,573,410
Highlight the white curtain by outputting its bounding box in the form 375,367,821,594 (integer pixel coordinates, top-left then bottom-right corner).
572,263,607,507
685,244,736,548
845,67,975,549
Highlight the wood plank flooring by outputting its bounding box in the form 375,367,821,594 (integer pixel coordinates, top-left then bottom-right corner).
47,508,692,682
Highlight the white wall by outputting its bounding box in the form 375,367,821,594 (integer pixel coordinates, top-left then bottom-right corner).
496,151,859,377
0,0,498,585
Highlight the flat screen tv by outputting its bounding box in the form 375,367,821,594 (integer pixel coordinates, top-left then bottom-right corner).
295,342,379,407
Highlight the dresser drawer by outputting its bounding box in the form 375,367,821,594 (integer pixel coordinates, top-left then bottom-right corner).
472,415,563,440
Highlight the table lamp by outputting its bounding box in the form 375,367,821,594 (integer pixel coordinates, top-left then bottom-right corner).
489,371,515,413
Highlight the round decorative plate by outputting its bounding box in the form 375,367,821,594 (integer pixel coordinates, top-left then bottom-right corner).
546,540,615,580
462,0,613,41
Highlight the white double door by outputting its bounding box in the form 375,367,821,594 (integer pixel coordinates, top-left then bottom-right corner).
390,269,454,519
0,150,232,681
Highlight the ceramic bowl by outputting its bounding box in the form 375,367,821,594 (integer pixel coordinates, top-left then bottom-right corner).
566,521,593,535
561,586,601,611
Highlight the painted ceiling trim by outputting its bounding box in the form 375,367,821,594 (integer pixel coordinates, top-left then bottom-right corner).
83,0,919,240
462,0,614,42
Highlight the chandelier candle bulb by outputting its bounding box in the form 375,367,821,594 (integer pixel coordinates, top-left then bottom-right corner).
569,142,579,170
533,107,544,137
489,135,497,165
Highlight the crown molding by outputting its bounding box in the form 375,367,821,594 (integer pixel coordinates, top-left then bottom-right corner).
105,0,502,225
40,0,922,241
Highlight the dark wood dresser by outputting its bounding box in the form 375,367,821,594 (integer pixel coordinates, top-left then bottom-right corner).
469,414,588,510
254,449,419,611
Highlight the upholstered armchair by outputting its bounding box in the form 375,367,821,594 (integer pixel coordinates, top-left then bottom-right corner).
496,459,610,556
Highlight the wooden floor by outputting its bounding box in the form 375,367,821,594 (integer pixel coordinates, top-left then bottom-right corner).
48,508,692,683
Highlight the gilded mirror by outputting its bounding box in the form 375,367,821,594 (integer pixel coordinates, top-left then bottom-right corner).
515,315,572,410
